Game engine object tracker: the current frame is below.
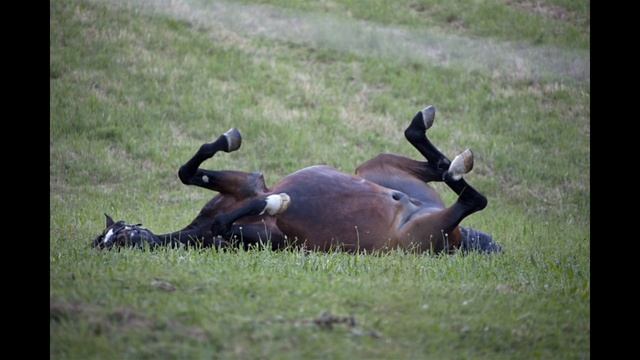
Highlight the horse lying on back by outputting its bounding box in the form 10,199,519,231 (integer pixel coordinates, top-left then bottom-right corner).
93,106,501,254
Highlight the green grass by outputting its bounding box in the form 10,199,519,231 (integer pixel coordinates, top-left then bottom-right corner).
51,0,589,358
232,0,590,49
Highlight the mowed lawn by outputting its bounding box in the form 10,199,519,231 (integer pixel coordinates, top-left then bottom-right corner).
50,0,589,358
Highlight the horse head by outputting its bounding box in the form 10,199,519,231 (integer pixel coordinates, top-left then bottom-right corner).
92,214,160,249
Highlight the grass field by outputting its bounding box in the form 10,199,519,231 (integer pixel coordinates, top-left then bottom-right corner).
50,0,590,358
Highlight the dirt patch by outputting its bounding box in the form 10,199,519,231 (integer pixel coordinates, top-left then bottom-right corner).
445,13,467,31
151,278,177,292
51,299,209,341
496,284,515,294
262,311,382,338
108,307,155,328
50,300,97,321
166,320,210,341
409,2,428,13
311,311,356,329
506,0,573,21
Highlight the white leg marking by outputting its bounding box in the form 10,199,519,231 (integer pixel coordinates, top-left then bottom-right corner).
202,175,209,183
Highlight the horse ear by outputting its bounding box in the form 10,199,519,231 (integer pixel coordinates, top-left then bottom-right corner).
104,213,115,228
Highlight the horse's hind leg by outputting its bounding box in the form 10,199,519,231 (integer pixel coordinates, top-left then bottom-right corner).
404,106,486,202
431,153,499,252
178,128,267,198
394,150,500,252
404,106,451,171
402,106,499,252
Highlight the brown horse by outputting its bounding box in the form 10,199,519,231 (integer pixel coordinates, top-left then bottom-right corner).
93,106,500,253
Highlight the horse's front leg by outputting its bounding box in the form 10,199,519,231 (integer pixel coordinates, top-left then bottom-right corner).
211,194,291,240
177,128,268,199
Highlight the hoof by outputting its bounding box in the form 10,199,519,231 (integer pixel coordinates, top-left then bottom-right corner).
262,193,291,216
421,105,436,130
223,128,242,152
447,149,473,181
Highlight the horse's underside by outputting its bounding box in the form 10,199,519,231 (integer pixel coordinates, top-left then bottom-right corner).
94,106,501,253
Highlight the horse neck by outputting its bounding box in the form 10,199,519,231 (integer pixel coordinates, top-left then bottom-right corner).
155,225,213,246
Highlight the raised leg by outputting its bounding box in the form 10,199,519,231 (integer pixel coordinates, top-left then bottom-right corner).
400,106,495,252
211,193,291,238
177,128,267,198
395,149,489,253
178,128,241,182
404,106,451,171
396,147,488,252
404,106,486,201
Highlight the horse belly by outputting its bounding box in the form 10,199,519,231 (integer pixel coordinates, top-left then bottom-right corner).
269,166,409,251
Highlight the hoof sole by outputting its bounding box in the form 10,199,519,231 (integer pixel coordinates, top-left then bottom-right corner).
421,105,436,130
262,193,291,216
223,128,242,152
447,149,473,181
